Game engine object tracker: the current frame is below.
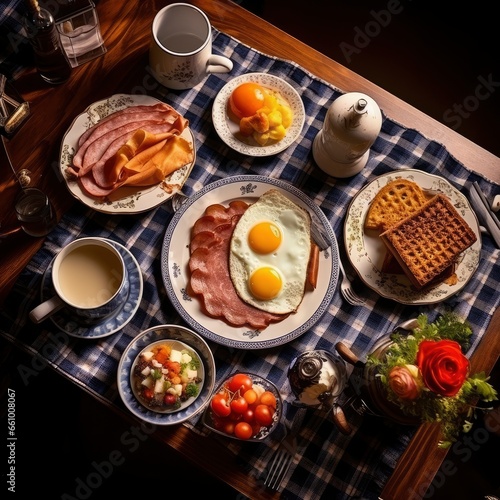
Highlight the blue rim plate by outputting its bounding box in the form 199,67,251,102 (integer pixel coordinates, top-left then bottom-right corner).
117,324,216,425
40,238,143,339
161,175,339,349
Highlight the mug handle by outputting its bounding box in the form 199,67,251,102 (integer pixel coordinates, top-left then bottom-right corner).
207,55,233,74
29,295,65,324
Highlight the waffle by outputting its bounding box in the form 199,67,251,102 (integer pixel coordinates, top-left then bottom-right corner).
379,194,477,289
365,179,428,230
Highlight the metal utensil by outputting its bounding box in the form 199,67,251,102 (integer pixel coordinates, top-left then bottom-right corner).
337,256,365,306
264,408,306,491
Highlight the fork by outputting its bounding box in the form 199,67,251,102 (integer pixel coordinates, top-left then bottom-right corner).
337,256,365,306
264,408,305,491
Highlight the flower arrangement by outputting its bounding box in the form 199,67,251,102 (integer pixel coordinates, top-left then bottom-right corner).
367,312,498,448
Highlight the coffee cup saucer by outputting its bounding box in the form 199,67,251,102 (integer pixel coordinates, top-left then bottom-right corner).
40,238,143,338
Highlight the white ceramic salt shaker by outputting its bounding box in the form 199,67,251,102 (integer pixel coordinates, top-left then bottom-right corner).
312,92,382,178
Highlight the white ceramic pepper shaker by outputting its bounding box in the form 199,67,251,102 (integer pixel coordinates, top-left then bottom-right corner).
312,92,382,178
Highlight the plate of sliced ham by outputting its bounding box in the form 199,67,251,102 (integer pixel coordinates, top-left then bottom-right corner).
161,175,340,350
59,94,196,214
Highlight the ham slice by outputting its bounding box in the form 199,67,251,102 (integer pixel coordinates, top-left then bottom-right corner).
78,132,193,197
78,118,168,177
77,103,171,147
73,103,178,167
67,103,193,199
70,103,188,175
188,204,287,330
73,122,177,180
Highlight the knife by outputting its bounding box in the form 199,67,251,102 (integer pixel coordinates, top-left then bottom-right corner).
469,182,500,248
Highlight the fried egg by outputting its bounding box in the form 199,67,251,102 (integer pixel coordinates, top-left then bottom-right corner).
229,189,312,314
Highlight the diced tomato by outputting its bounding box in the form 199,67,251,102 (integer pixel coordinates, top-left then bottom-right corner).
165,360,181,374
142,387,154,400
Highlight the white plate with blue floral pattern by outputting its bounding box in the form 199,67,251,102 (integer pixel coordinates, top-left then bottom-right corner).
161,175,339,349
117,325,216,425
59,94,195,214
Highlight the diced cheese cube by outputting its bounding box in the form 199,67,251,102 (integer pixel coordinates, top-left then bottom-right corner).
174,384,183,396
186,368,197,380
154,376,165,393
181,352,192,364
141,377,154,389
140,366,151,377
140,351,154,361
170,349,182,363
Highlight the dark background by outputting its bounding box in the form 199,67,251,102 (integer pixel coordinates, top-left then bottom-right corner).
241,0,500,159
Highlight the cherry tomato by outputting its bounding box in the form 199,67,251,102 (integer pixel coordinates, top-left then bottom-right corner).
142,387,154,400
222,421,235,435
259,391,277,409
228,374,253,394
234,421,253,440
230,395,248,414
243,388,258,405
163,393,177,406
211,393,231,417
242,408,254,423
229,411,242,422
254,404,273,426
229,83,265,119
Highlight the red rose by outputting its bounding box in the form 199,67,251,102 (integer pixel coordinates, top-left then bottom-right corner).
388,365,422,401
416,340,469,397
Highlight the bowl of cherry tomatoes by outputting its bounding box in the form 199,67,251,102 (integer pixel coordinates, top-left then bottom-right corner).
202,372,282,441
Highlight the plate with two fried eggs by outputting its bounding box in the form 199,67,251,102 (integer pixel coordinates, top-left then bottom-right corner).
161,176,339,349
212,73,305,156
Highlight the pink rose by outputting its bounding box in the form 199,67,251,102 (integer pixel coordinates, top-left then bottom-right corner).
416,340,469,397
388,365,422,401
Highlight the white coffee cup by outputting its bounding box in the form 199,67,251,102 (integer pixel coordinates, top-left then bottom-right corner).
149,3,233,90
29,238,129,324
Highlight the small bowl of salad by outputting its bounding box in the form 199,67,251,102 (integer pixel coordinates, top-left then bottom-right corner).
131,339,204,413
118,325,216,425
202,372,282,441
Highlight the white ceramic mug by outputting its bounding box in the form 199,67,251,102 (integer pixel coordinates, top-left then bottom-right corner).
29,237,129,324
149,3,233,90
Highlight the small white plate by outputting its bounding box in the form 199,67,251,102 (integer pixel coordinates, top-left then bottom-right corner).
344,170,481,305
59,93,196,214
212,73,305,156
161,175,339,349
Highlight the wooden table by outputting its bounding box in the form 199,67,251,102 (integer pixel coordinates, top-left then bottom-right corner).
1,1,499,498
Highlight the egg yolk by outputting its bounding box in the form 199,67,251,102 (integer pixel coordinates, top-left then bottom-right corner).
248,221,282,254
229,82,266,119
249,267,282,300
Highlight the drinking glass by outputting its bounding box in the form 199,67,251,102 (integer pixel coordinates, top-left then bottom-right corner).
15,187,57,237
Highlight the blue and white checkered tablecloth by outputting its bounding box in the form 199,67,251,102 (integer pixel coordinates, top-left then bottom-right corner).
1,30,499,499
